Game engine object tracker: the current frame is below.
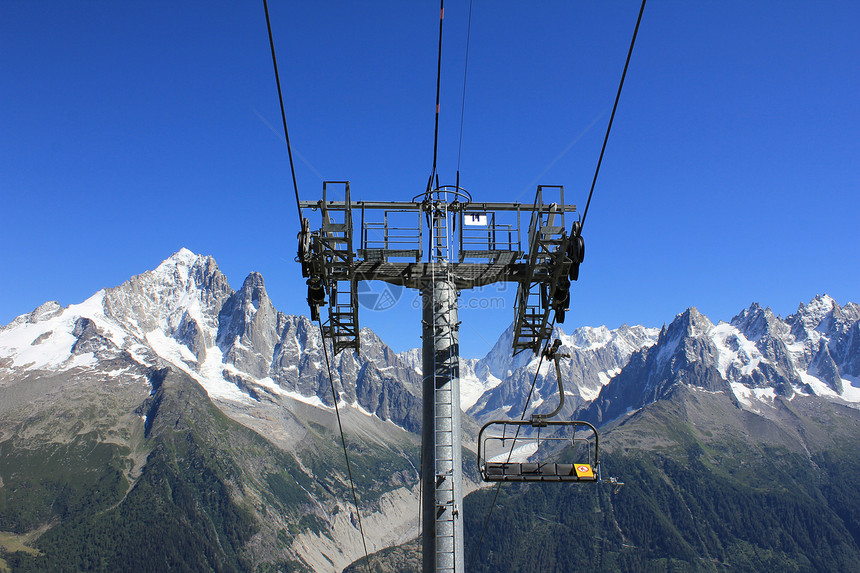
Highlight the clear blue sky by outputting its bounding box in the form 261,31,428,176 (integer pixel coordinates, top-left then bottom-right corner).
2,1,858,358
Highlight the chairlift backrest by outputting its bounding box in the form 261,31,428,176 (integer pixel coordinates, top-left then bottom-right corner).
478,419,599,483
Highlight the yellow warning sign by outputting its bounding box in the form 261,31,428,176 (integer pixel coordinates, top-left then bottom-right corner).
575,464,594,478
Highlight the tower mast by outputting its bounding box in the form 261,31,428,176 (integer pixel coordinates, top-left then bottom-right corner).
300,185,578,571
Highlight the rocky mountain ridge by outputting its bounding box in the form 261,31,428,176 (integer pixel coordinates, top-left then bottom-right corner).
1,249,423,436
2,250,857,443
584,295,860,427
1,250,664,438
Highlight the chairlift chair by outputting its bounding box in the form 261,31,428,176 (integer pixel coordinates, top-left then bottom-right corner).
478,419,599,483
477,339,601,483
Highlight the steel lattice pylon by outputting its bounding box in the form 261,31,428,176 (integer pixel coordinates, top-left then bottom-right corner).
298,184,581,573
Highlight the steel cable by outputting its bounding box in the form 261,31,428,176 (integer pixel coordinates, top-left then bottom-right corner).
263,4,373,570
263,0,303,225
429,0,445,190
580,0,647,231
456,0,474,178
317,317,373,573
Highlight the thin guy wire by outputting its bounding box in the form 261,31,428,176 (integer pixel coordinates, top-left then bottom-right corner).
317,318,373,573
580,0,647,232
469,321,556,571
263,0,303,224
456,0,474,175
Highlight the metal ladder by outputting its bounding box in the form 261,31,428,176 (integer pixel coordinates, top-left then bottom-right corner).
319,181,360,353
512,186,570,354
427,195,463,572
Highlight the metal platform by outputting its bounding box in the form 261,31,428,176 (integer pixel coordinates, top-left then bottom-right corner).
298,183,578,356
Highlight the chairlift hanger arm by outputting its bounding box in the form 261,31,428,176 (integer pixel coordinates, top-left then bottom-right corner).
532,339,569,423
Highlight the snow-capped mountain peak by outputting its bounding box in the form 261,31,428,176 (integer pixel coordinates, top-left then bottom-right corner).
153,247,200,279
0,290,118,373
586,295,860,426
730,302,788,343
786,294,860,342
465,321,659,420
653,307,714,367
796,293,838,323
102,250,231,344
0,250,426,432
568,325,612,349
709,321,767,381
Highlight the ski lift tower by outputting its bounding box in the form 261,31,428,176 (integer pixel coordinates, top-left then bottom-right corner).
298,182,582,573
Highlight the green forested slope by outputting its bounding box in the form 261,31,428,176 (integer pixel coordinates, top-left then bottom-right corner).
3,372,271,571
0,369,418,572
462,392,860,573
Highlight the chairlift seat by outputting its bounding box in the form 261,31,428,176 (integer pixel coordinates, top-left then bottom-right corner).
482,461,597,483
